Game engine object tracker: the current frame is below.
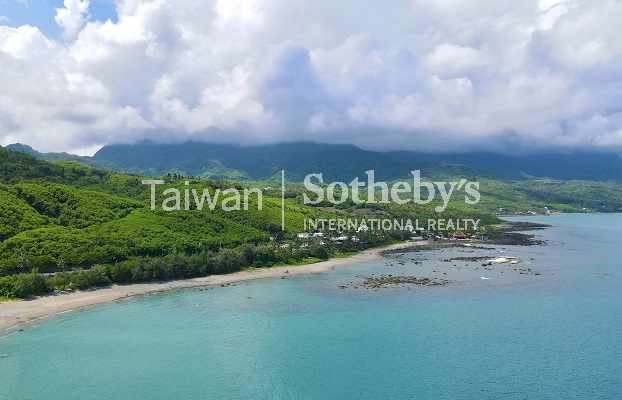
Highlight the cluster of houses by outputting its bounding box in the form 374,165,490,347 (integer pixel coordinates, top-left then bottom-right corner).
296,232,360,246
499,207,552,216
291,230,482,247
296,232,324,240
434,231,469,239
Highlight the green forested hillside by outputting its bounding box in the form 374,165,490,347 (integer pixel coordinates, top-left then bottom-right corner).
2,145,500,299
2,142,620,299
9,141,622,214
0,146,302,270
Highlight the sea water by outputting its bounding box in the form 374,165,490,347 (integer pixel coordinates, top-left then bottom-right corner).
0,214,621,399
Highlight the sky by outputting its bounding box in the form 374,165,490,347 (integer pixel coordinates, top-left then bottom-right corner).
1,0,622,155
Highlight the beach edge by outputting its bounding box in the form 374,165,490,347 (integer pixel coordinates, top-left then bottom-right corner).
0,242,419,335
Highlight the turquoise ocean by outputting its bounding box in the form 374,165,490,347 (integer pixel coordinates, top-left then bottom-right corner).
1,214,621,399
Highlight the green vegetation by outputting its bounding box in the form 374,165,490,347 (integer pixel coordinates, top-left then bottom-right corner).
468,178,622,214
0,231,414,299
1,145,500,298
11,141,622,213
2,142,620,299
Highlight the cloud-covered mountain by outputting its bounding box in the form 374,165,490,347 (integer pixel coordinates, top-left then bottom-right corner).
9,141,622,183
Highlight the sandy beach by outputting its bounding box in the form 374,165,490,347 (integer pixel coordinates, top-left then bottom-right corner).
0,242,418,334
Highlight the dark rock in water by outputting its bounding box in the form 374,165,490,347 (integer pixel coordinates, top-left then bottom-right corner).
504,221,551,231
489,222,550,246
592,273,613,278
453,256,490,262
340,274,451,290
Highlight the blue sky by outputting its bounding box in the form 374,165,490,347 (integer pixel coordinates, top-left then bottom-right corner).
0,0,116,38
1,0,622,155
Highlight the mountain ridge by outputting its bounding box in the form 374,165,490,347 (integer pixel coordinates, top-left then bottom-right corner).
8,141,622,183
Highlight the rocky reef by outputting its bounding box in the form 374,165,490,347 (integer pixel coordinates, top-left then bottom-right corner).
339,274,451,290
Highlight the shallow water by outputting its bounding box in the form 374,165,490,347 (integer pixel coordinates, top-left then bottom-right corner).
0,214,621,399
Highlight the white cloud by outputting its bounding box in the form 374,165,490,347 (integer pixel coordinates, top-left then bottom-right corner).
55,0,90,40
1,0,622,154
533,0,622,69
423,44,488,77
0,25,57,60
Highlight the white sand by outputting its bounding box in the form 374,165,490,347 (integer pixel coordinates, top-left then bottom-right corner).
0,242,418,333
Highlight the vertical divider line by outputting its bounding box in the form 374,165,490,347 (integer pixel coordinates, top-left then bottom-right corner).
281,170,285,231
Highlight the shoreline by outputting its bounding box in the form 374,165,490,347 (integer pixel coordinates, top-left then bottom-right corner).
0,242,418,335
